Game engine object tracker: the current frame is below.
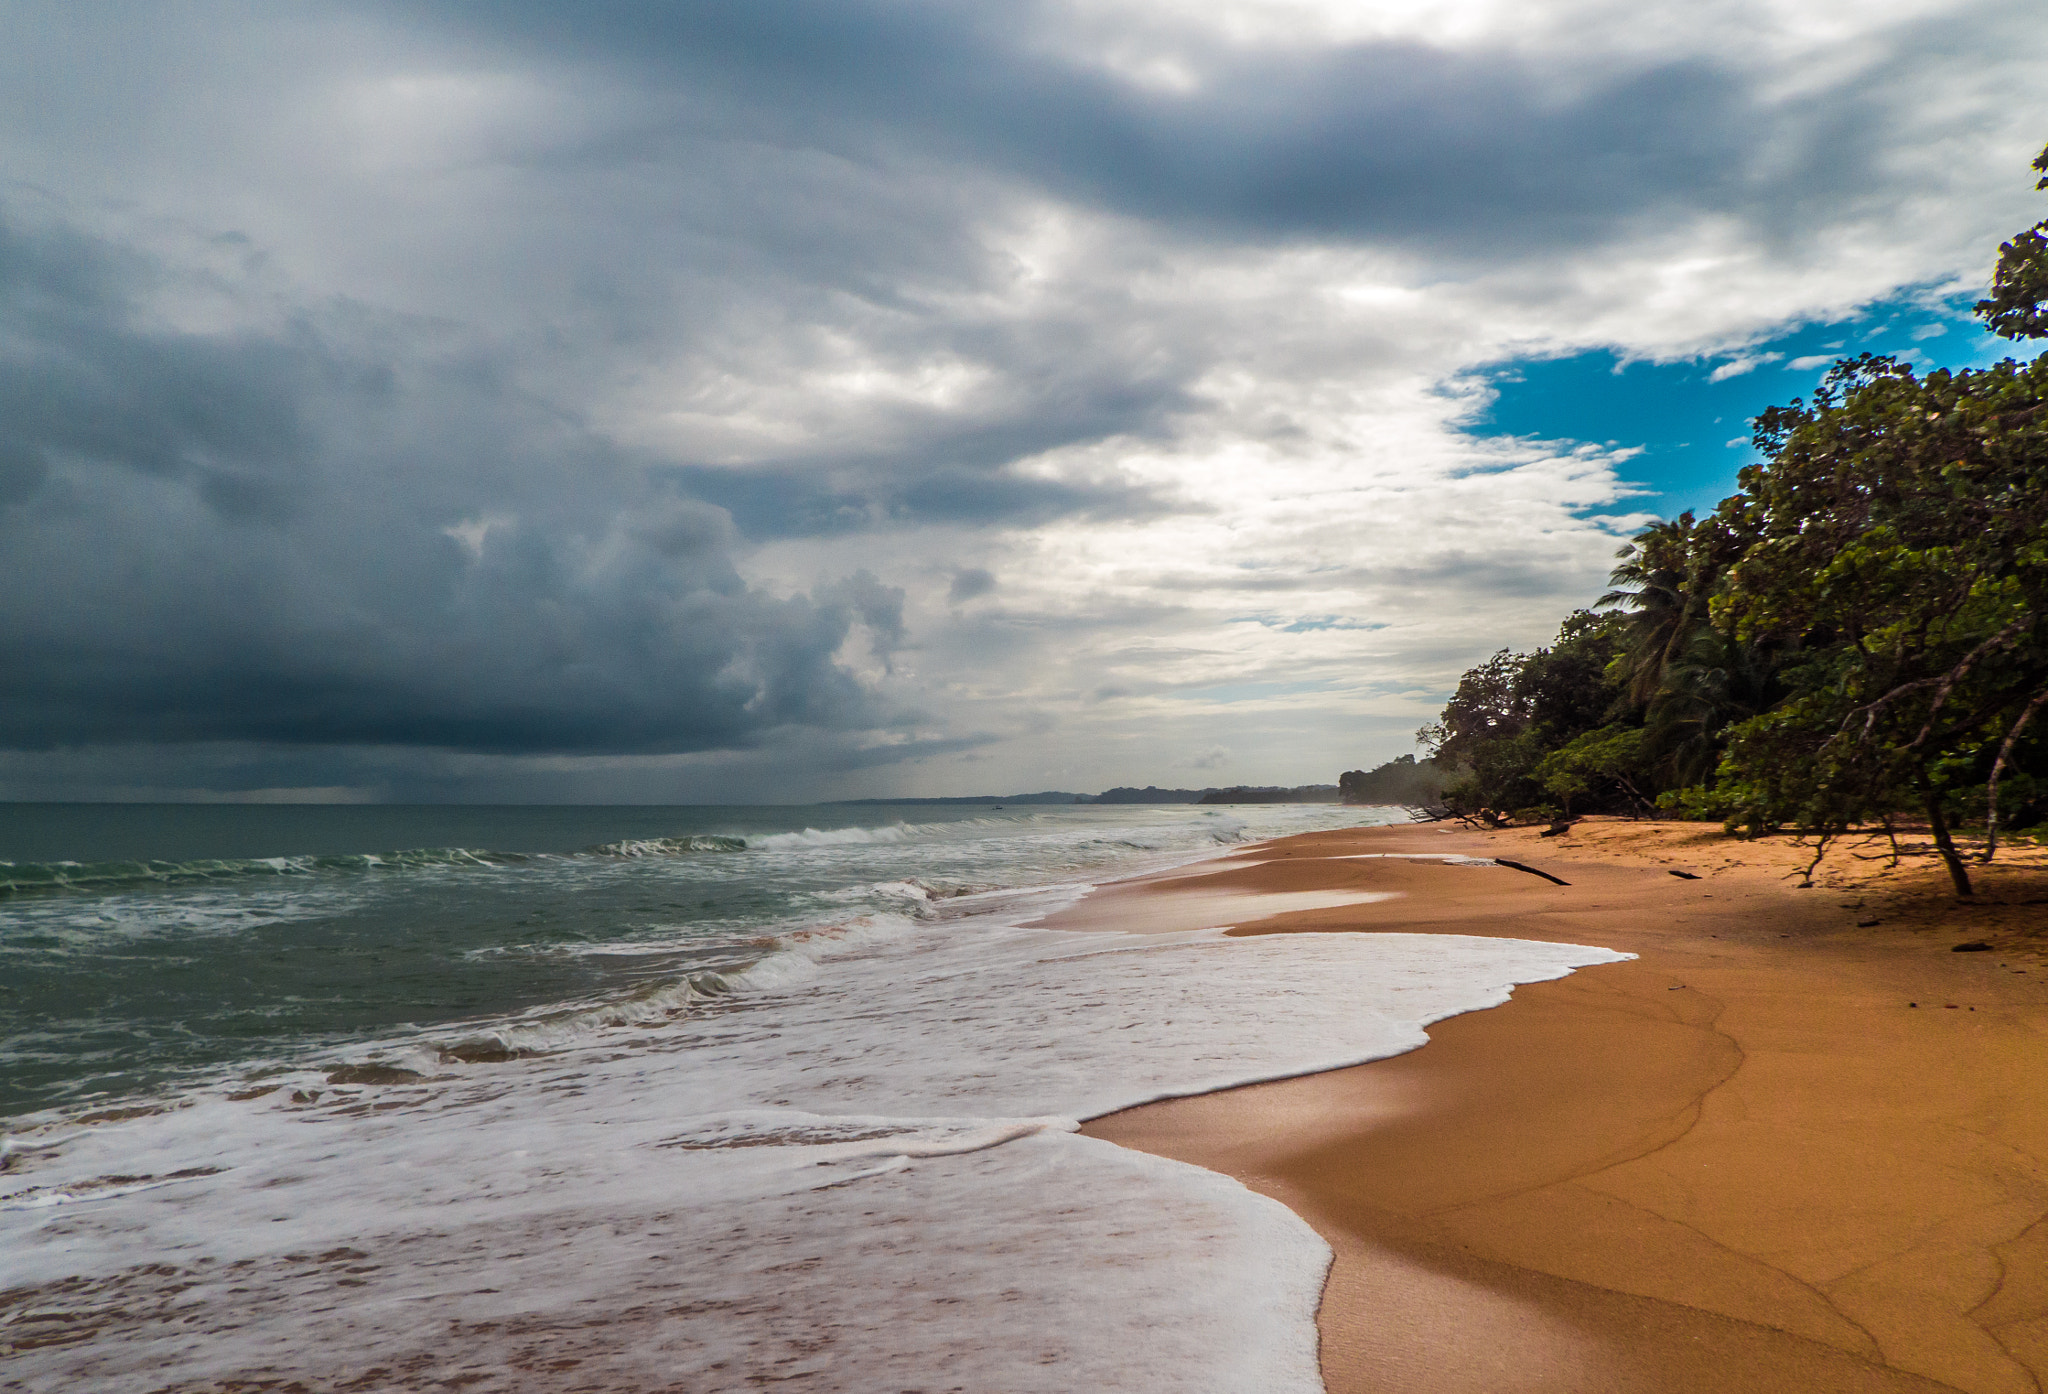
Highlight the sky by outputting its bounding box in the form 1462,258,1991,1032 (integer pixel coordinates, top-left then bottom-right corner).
1,1,2045,804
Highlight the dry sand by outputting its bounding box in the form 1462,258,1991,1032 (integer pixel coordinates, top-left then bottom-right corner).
1066,818,2048,1394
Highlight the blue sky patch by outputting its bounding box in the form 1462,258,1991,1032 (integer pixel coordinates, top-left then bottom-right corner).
1468,291,2019,519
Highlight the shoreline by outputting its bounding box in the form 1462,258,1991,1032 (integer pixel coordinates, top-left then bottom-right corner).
0,804,1546,1392
1069,817,2048,1394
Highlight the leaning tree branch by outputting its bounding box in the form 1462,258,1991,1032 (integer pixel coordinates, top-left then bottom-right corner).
1983,686,2048,863
1906,612,2035,752
1833,612,2035,751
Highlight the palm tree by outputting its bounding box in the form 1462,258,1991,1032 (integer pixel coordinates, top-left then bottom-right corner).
1646,626,1782,786
1600,513,1714,707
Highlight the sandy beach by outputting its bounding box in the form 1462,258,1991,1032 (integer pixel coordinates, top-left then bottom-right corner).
1068,818,2048,1394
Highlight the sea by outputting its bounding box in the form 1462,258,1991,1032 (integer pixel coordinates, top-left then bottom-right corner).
0,802,1626,1391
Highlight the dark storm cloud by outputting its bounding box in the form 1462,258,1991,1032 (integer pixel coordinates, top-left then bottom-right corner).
674,456,1171,539
384,0,1904,254
0,726,1005,803
0,218,326,515
0,207,912,755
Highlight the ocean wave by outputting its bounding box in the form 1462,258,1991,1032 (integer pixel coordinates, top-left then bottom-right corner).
725,912,928,992
1,831,762,896
805,878,937,906
3,804,1409,1122
417,912,930,1064
0,846,528,896
421,973,731,1063
748,824,919,851
585,835,748,857
1,808,1282,900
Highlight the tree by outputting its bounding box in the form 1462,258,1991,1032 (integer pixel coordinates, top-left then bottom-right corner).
1976,144,2048,340
1418,649,1525,767
1644,624,1783,787
1338,755,1451,806
1601,512,1730,705
1538,724,1653,815
1707,347,2048,895
1421,612,1632,815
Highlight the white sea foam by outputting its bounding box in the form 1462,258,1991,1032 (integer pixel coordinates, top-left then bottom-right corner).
748,822,926,850
0,884,356,954
0,897,1628,1393
585,834,748,856
805,876,936,904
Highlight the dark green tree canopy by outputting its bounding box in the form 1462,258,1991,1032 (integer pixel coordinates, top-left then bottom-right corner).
1420,610,1637,817
1707,348,2048,891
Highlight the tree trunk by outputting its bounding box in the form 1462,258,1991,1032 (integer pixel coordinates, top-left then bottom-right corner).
1983,689,2048,862
1925,796,1974,898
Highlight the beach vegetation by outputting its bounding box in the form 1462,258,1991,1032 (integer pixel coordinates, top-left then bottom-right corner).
1419,608,1649,815
1420,142,2048,896
1337,755,1453,806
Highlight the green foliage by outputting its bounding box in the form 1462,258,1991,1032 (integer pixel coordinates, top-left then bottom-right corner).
1654,783,1733,822
1976,144,2048,341
1418,142,2048,892
1644,624,1784,786
1600,511,1742,706
1338,755,1451,806
1537,724,1652,815
1421,611,1632,813
1709,348,2048,890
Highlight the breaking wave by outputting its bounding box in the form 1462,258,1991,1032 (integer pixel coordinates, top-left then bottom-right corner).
2,832,769,896
0,826,964,896
585,835,749,857
748,825,920,851
418,912,929,1065
0,846,529,896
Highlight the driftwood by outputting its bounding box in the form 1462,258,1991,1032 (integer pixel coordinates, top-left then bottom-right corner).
1493,859,1570,886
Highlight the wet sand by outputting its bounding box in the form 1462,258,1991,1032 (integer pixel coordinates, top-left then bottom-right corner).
1069,818,2048,1394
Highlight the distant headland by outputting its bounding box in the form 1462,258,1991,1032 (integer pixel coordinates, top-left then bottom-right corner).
825,785,1336,806
829,757,1451,807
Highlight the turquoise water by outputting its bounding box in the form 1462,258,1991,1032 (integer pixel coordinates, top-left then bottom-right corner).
0,801,1386,1120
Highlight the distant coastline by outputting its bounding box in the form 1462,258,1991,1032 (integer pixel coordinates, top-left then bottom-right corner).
825,784,1346,806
